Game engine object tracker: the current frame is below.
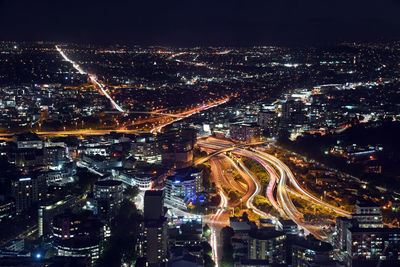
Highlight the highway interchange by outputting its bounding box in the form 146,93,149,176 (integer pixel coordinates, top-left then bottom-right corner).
195,137,352,265
43,46,351,264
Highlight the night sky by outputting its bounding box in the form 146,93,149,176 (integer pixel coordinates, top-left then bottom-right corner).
0,0,399,46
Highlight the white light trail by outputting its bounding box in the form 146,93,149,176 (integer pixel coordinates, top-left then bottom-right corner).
210,190,227,267
254,150,351,217
197,140,350,239
150,98,229,133
55,45,125,113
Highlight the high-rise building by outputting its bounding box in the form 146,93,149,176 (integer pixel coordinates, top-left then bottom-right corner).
335,216,355,251
93,180,123,220
159,128,196,168
141,190,167,266
43,146,67,168
345,227,400,265
131,133,161,164
352,201,383,228
11,175,46,213
52,211,103,266
229,122,262,143
335,202,400,266
257,111,278,136
143,220,167,265
165,167,202,209
280,100,305,122
144,190,164,220
38,195,78,237
248,228,287,264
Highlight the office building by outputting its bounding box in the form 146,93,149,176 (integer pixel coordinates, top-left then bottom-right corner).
165,167,202,209
38,195,78,237
14,132,43,149
0,198,15,222
43,146,67,168
247,228,287,264
257,111,278,136
159,128,196,168
229,122,262,143
93,180,123,220
352,201,383,228
11,175,46,212
291,237,333,267
346,227,400,265
144,190,164,220
52,211,103,265
131,133,161,164
142,190,167,266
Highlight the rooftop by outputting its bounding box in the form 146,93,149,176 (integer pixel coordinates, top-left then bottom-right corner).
94,179,122,187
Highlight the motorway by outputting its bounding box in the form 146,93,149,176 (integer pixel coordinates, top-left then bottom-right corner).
150,97,230,133
204,148,279,266
0,98,230,138
197,137,352,241
56,45,125,113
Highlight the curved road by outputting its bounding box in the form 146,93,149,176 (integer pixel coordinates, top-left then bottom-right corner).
197,138,352,240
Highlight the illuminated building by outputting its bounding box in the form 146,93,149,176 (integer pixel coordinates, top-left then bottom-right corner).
52,211,103,265
141,190,167,265
143,220,167,265
164,167,202,209
0,239,31,258
13,147,44,169
335,202,400,265
159,128,196,168
345,228,400,265
43,146,67,168
14,133,43,149
247,229,287,264
291,237,333,267
130,133,161,164
113,170,154,190
257,111,278,136
93,180,123,220
38,195,78,237
278,219,298,235
280,99,305,124
167,218,203,257
82,154,122,172
352,201,383,228
335,216,354,251
246,228,334,266
229,122,262,143
0,198,15,222
11,175,46,213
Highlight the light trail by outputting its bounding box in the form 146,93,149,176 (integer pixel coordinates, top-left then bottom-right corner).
252,150,351,217
237,160,267,218
55,45,125,113
197,139,350,239
129,111,185,118
236,149,283,216
197,142,283,215
210,190,228,267
198,140,351,217
150,98,229,133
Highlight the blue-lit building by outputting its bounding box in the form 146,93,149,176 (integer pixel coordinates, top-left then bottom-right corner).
164,167,202,209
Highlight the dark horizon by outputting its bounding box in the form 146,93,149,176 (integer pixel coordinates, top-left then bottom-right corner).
1,0,400,46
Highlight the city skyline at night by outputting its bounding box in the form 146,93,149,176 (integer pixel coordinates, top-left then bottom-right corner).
0,1,400,267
